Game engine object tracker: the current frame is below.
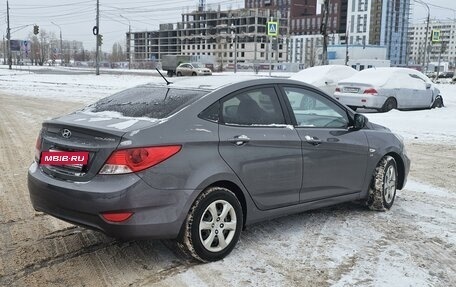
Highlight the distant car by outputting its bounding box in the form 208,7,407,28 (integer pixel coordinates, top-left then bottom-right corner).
334,68,444,112
437,72,454,79
290,65,358,96
176,62,212,76
29,77,409,262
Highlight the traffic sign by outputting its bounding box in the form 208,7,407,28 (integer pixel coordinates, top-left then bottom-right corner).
267,21,278,36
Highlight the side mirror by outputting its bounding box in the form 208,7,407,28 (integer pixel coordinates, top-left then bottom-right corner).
426,83,432,89
353,114,367,130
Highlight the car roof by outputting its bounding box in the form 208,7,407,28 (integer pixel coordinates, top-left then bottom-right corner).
164,75,272,90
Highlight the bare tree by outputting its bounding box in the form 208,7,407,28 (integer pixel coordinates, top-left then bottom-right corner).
28,30,56,65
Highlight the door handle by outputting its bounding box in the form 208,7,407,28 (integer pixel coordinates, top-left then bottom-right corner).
304,135,322,146
228,135,250,146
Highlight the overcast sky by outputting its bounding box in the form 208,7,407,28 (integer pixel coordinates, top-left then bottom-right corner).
2,0,455,51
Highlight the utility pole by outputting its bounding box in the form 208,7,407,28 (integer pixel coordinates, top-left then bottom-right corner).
51,22,63,65
120,15,131,69
321,0,330,65
7,0,12,69
95,0,100,75
415,0,430,73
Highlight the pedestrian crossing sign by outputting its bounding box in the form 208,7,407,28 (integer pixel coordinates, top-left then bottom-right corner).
268,21,278,36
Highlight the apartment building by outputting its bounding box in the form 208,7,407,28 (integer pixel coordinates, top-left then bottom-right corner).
128,8,288,64
408,20,456,68
347,0,411,65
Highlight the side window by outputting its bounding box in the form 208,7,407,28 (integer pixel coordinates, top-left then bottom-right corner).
283,87,348,128
199,101,220,122
221,87,285,126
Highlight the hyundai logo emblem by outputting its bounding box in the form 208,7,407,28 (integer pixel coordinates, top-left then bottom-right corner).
61,129,72,139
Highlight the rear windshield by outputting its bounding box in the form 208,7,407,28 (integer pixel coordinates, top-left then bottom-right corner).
85,86,208,119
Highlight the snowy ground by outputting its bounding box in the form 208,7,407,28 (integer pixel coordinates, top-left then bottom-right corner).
0,66,455,286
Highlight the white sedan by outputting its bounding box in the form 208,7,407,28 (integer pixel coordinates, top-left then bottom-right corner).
290,65,358,95
176,63,212,76
334,68,444,112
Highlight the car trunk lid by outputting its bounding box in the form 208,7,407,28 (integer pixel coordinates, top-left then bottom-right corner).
39,112,162,181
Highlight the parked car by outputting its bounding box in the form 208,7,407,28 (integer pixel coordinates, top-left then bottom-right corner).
290,65,358,96
29,77,410,262
334,67,444,112
176,62,212,76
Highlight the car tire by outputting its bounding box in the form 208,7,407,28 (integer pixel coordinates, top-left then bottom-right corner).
366,155,397,211
381,97,397,112
178,186,243,262
431,96,444,108
192,72,197,76
177,72,182,77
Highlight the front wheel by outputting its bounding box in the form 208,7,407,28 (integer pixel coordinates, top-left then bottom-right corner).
176,71,182,77
366,155,398,211
192,72,197,76
431,96,444,108
178,186,243,262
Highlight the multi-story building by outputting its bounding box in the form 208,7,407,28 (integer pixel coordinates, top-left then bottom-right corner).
128,8,288,65
408,20,456,69
246,0,348,36
289,33,342,66
347,0,411,65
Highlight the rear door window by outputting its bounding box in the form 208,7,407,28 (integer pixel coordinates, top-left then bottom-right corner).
221,87,286,126
84,86,208,119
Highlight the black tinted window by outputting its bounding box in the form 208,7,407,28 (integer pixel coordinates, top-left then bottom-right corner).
199,101,220,122
221,87,285,125
85,86,208,119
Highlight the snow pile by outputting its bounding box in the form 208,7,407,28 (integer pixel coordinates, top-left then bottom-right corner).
290,65,357,85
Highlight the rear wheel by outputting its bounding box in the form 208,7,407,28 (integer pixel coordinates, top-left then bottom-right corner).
431,96,444,108
380,97,397,112
366,156,397,211
178,186,243,262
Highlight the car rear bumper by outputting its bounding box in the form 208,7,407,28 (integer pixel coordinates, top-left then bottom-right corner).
335,93,387,109
28,162,196,240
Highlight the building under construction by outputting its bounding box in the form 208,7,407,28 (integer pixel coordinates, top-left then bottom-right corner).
127,7,289,66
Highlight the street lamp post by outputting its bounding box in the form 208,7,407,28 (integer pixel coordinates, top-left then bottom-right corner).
120,15,131,70
51,22,63,65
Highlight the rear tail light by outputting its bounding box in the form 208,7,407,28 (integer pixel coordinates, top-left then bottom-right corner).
363,88,378,95
335,87,341,92
99,145,181,174
35,135,42,162
101,211,133,222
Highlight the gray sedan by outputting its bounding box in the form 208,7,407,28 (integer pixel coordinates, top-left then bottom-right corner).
28,77,410,262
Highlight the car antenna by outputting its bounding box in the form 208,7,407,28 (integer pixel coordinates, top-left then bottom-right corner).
155,68,172,85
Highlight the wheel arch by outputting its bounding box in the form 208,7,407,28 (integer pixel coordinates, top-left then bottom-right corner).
384,152,406,190
205,180,248,228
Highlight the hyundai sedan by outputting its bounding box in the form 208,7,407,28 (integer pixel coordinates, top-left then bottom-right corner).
28,77,410,262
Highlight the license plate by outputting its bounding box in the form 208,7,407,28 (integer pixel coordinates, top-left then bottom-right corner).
41,149,89,170
343,87,360,93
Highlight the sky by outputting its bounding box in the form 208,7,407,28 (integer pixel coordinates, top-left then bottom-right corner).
2,0,455,52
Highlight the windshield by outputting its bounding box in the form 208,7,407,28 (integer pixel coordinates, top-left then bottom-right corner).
84,85,208,119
